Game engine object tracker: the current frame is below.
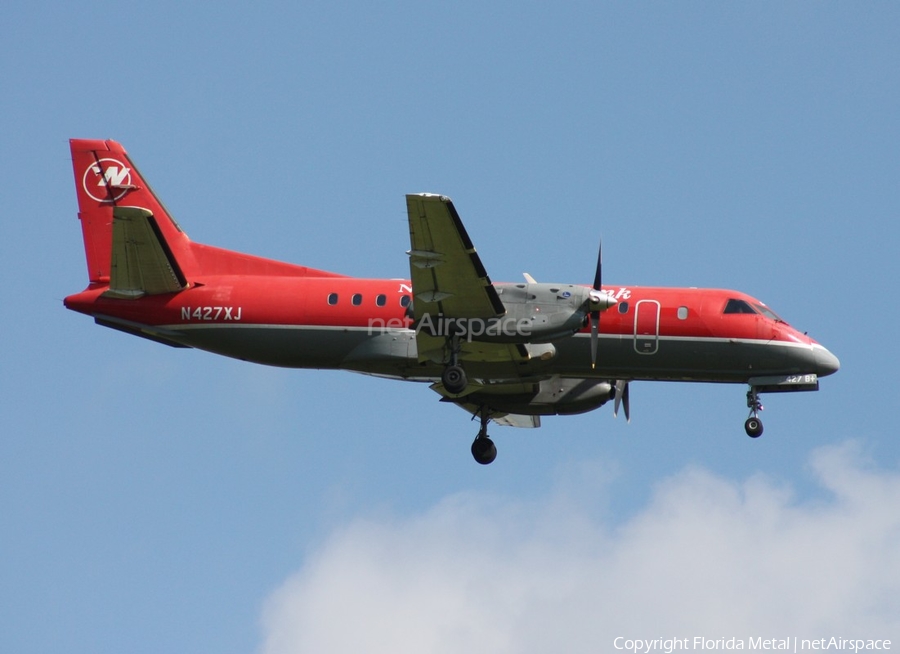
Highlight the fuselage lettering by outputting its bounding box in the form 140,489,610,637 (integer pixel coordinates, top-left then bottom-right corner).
180,306,242,321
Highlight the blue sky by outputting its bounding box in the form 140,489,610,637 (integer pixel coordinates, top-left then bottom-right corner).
1,2,898,652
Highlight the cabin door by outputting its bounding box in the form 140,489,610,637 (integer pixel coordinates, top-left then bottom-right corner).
634,300,660,355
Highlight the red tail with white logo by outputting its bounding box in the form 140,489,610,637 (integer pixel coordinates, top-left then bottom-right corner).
69,139,344,290
70,139,192,285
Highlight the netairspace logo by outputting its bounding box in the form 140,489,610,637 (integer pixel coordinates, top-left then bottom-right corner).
613,636,892,653
368,313,533,341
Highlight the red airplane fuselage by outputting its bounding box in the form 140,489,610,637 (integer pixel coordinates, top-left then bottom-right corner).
65,276,836,383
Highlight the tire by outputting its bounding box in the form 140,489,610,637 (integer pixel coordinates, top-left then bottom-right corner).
745,417,763,438
471,437,497,465
442,365,467,394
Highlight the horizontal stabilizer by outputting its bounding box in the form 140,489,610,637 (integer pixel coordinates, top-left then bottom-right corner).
103,207,188,299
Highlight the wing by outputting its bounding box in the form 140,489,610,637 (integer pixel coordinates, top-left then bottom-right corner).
438,392,542,429
493,413,541,428
405,194,505,321
431,377,548,429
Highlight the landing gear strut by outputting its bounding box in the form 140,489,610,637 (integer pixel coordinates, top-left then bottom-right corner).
471,409,497,465
745,387,764,438
441,334,468,394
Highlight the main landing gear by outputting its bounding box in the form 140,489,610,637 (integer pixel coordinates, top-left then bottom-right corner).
442,364,467,395
471,409,497,465
441,334,468,395
439,335,493,463
745,387,764,438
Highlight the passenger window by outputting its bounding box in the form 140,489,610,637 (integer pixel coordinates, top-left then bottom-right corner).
400,295,411,307
376,294,387,307
618,302,629,314
352,293,363,306
677,307,688,320
327,293,338,305
723,299,756,314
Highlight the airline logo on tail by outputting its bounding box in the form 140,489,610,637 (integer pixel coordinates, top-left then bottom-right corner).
82,158,133,202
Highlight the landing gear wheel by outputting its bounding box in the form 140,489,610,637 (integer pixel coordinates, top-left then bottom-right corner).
470,407,496,464
744,417,763,438
442,364,467,394
471,437,497,465
745,386,764,438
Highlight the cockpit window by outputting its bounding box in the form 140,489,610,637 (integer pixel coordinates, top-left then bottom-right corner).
723,299,757,315
755,304,786,323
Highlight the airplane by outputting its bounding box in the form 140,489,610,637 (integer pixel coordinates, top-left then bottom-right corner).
64,139,840,464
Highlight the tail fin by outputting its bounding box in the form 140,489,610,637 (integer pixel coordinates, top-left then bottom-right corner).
70,139,192,290
70,139,348,287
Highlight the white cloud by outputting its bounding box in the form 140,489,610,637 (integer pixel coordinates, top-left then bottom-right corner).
258,442,900,654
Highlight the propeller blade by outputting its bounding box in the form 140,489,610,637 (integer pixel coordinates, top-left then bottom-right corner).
613,380,631,423
590,240,602,369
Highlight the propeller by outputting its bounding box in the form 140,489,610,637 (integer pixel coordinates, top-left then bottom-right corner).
588,241,616,368
589,241,602,368
613,379,631,423
585,243,628,420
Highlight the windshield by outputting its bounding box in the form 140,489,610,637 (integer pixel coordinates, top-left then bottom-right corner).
723,298,756,314
754,303,786,323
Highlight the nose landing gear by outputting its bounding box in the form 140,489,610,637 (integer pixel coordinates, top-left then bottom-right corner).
745,387,764,438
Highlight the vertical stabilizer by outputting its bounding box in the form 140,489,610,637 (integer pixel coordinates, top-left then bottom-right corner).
70,139,192,285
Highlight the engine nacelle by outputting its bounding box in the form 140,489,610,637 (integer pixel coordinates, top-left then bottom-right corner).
429,282,599,344
413,282,616,345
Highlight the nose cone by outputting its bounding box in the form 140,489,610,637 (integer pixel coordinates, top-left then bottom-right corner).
814,345,841,377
